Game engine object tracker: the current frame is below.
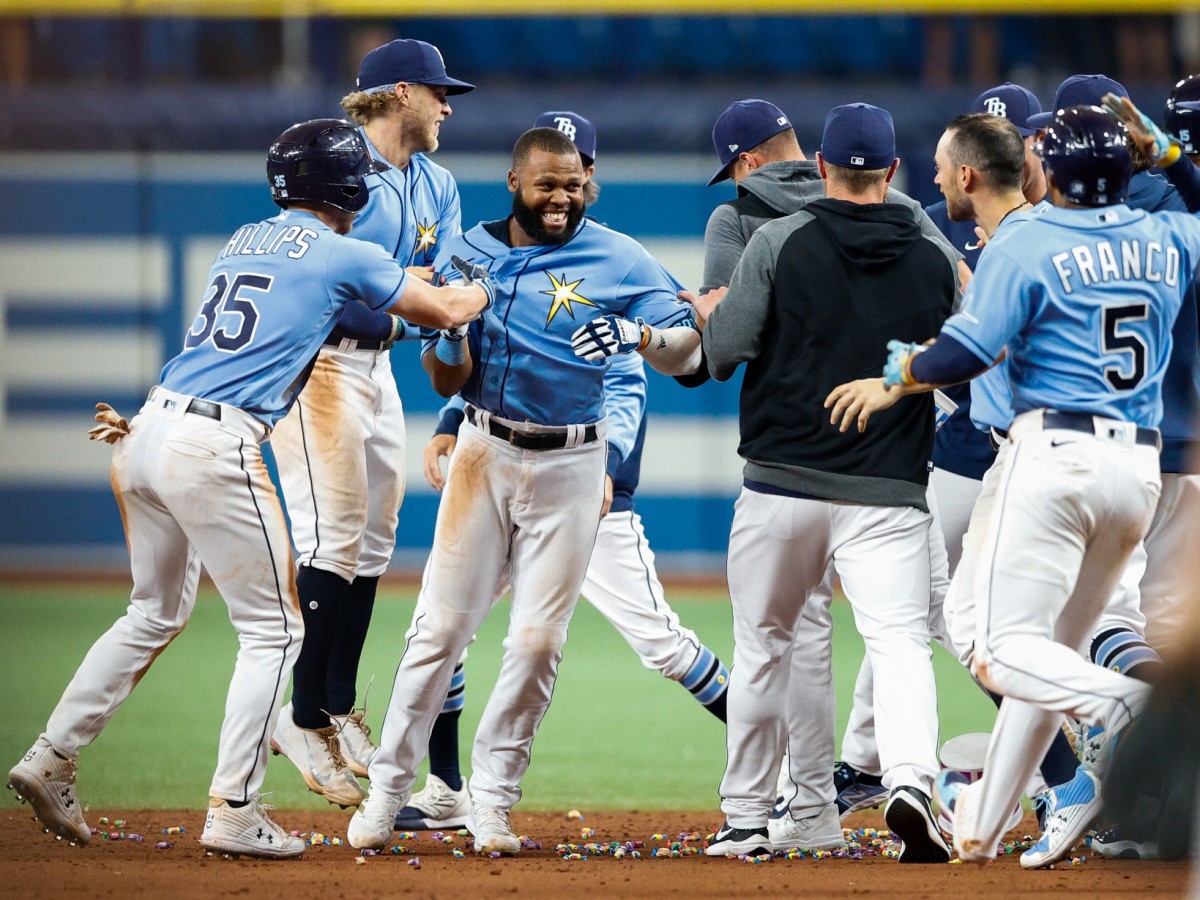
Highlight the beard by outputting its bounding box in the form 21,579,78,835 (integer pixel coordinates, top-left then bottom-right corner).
511,192,585,246
944,190,975,224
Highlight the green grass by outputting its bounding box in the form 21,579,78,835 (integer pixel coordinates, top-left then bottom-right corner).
1,582,996,811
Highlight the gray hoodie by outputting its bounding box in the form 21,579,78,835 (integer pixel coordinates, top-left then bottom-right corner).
701,159,962,296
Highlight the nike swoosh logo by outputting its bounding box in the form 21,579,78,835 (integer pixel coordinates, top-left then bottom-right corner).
1050,439,1077,448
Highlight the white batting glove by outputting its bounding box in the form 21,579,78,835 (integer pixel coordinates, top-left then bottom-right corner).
441,323,469,342
571,315,647,362
449,254,495,309
88,402,130,444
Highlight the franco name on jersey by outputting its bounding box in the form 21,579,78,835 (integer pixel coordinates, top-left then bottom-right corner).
1050,234,1182,294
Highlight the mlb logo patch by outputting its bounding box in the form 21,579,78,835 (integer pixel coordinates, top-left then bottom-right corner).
850,156,865,166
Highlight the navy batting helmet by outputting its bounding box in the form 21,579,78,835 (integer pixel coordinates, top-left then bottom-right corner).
1040,105,1132,207
267,118,389,213
1165,74,1200,155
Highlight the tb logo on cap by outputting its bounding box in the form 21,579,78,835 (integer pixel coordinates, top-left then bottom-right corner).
983,97,1007,117
553,116,577,141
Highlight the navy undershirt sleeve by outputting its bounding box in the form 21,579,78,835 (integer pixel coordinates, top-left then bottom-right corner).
335,300,396,341
1162,154,1200,213
909,334,991,385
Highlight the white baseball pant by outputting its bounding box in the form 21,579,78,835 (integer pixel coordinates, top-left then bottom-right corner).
720,487,941,828
273,342,406,580
368,416,606,809
930,465,985,575
42,389,303,801
956,415,1160,856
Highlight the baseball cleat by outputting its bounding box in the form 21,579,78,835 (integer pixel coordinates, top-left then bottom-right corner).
884,786,951,863
329,712,377,779
703,821,771,857
1090,823,1159,860
466,801,521,855
834,761,887,818
348,787,409,850
199,796,304,860
7,739,91,845
270,704,365,808
1020,765,1103,869
768,802,845,852
394,774,470,830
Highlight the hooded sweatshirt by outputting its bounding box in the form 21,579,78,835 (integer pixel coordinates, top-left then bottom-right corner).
703,198,958,510
701,159,961,293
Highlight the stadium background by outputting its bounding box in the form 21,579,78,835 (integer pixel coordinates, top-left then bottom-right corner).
0,4,1195,575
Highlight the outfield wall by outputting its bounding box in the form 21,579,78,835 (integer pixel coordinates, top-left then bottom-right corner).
2,151,881,574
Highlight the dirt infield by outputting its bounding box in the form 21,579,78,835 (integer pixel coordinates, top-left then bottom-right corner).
0,806,1188,898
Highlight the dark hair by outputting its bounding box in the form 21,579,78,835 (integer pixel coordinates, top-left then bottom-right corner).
945,113,1025,191
512,127,582,169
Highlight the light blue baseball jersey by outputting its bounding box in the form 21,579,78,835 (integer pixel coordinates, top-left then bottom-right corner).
424,217,693,425
161,209,409,426
944,204,1200,428
967,202,1050,433
354,132,462,266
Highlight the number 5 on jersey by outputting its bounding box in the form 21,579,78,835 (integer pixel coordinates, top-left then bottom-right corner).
185,273,271,352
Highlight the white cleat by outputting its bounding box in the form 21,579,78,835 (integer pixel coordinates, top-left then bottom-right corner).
769,802,846,852
7,739,90,845
393,774,471,830
270,704,365,808
329,712,377,779
199,796,304,859
348,787,408,850
466,801,521,855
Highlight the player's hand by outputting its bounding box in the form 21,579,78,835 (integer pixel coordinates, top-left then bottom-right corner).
406,265,435,283
88,402,130,444
600,475,613,518
449,255,496,310
571,315,648,362
423,433,457,491
679,286,727,329
883,340,925,389
824,378,902,433
1102,92,1179,165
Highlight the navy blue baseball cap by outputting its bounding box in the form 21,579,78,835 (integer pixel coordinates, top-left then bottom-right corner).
534,111,597,165
356,39,475,96
820,103,896,169
1025,74,1126,129
707,99,793,186
970,83,1042,137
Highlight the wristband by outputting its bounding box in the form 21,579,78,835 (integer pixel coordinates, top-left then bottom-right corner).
637,323,652,351
382,316,405,350
1161,143,1183,167
435,335,466,366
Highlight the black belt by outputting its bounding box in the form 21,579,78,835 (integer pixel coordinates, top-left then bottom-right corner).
988,427,1008,452
323,334,383,351
148,388,221,421
465,405,599,451
1041,410,1159,448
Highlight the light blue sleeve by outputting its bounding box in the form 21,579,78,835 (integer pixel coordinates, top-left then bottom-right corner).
940,246,1033,365
601,353,647,466
618,250,696,330
440,177,463,244
328,237,409,312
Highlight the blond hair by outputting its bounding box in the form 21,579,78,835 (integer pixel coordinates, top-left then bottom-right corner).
341,89,397,126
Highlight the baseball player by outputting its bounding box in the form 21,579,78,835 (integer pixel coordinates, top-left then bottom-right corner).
399,111,730,831
267,39,474,807
1165,74,1200,166
5,119,490,859
347,126,704,854
700,103,958,863
878,106,1200,868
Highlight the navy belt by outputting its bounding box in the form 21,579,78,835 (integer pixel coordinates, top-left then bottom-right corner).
465,405,599,451
148,387,221,421
323,334,383,351
1041,411,1160,448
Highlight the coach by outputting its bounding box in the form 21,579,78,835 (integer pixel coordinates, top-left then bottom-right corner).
702,104,957,863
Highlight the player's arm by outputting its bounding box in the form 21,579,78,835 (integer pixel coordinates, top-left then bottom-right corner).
421,328,474,397
700,203,747,294
702,224,780,381
423,395,466,491
602,353,647,482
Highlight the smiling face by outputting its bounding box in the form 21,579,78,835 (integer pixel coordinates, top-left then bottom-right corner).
508,148,586,246
402,83,452,154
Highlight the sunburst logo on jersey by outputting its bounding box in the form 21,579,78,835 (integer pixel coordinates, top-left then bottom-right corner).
542,272,597,325
416,220,438,254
